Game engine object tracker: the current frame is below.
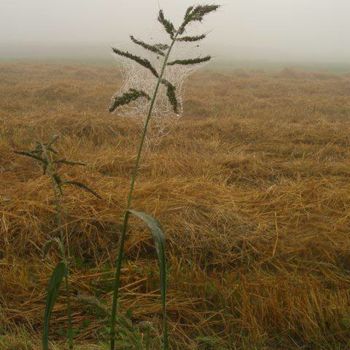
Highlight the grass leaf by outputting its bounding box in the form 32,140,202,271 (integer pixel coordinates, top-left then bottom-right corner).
14,151,47,164
63,180,102,199
54,159,86,167
128,210,168,350
42,261,67,350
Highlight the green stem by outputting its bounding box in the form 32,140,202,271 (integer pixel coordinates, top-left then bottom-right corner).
65,270,74,350
63,237,73,350
42,143,74,349
109,34,178,350
41,143,63,238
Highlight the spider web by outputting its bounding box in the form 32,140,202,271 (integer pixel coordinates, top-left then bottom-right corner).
111,37,208,143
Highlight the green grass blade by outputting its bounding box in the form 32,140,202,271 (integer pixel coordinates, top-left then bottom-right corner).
128,210,168,350
42,261,67,350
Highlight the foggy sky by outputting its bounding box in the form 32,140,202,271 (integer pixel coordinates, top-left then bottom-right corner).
1,0,349,63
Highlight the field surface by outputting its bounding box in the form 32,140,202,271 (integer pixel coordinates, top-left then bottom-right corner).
1,62,350,349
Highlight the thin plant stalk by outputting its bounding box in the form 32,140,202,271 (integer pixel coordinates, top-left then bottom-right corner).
41,142,74,350
109,31,179,350
109,5,220,348
64,262,74,350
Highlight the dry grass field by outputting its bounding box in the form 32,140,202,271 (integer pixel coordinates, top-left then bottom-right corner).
1,62,350,349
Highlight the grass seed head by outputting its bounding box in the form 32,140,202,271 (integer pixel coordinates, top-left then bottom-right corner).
158,10,176,38
167,56,212,66
130,35,166,56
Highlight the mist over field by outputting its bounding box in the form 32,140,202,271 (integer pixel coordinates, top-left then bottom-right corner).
1,0,350,67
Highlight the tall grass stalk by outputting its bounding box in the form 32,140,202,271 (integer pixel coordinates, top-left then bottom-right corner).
109,5,219,349
109,32,178,350
41,140,74,350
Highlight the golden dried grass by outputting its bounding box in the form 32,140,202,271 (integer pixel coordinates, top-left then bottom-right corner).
1,62,350,349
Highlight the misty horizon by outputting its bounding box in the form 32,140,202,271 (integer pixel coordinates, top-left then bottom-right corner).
1,0,350,66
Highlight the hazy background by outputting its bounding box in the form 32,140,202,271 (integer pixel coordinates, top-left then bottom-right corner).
1,0,349,68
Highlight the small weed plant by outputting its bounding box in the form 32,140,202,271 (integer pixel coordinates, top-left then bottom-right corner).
15,135,100,350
